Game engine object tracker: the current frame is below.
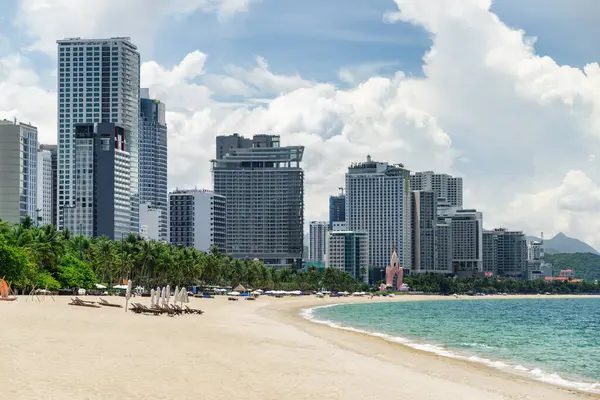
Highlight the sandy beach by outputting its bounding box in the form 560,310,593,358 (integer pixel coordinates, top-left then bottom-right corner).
2,294,599,399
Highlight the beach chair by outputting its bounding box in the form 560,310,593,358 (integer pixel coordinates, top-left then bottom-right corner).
69,298,100,308
138,303,163,316
169,304,185,315
185,305,204,315
228,297,238,301
98,298,123,308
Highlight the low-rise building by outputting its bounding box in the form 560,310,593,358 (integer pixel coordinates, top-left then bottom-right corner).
326,230,369,283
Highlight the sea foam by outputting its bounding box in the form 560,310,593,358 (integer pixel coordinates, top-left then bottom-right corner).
301,304,600,394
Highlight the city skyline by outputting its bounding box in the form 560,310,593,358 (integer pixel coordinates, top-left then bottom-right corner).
2,1,600,248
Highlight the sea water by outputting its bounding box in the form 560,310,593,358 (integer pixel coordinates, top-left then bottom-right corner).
305,298,600,393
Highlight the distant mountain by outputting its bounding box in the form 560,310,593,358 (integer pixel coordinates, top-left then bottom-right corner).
526,232,599,255
544,253,600,281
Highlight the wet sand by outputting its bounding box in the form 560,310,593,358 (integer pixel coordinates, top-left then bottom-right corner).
2,294,598,399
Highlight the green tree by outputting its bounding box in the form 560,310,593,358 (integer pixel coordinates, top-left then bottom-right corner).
58,254,96,289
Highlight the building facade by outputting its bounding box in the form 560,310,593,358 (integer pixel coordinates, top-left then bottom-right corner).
410,171,463,208
329,191,346,228
39,144,58,226
216,133,252,160
411,191,438,273
36,148,53,226
326,230,369,283
438,208,483,275
212,134,304,268
484,228,527,277
169,189,226,253
0,120,38,224
482,230,498,275
309,221,328,262
139,202,161,241
435,222,453,273
57,37,140,233
346,156,411,275
139,88,168,242
63,123,131,240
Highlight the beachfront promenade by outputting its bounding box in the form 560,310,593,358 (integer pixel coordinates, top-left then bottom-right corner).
2,295,598,399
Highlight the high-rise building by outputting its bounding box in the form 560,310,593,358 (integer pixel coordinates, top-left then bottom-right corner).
435,222,452,273
0,119,38,224
438,208,483,275
212,134,304,268
329,189,345,228
169,189,226,253
36,148,53,226
40,144,58,227
139,88,168,242
482,230,498,275
410,171,463,208
56,37,140,233
483,229,527,277
63,123,131,240
326,230,369,283
216,133,253,160
411,191,437,273
309,221,328,262
346,155,411,276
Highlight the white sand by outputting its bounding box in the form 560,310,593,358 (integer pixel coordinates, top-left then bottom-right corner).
2,294,599,399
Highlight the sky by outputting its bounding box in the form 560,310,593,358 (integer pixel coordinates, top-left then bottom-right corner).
1,0,600,247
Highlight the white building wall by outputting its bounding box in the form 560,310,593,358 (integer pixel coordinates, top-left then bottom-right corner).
194,192,214,252
139,203,160,241
36,149,53,226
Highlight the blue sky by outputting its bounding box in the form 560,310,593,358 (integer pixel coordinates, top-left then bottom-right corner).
2,0,598,85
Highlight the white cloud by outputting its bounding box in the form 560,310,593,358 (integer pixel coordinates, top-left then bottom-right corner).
4,0,600,249
16,0,258,55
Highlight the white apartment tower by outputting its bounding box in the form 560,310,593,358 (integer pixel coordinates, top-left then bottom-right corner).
309,221,328,262
438,208,483,275
346,156,412,273
326,230,369,283
56,37,140,233
169,189,226,253
36,148,53,226
0,120,38,224
410,171,463,208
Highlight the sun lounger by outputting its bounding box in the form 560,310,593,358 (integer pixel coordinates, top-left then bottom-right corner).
184,305,204,315
228,297,238,301
98,298,123,308
69,298,100,308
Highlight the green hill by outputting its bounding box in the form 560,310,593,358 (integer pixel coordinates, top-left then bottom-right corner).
544,253,600,281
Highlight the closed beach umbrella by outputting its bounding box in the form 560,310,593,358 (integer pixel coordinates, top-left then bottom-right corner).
150,288,155,306
125,280,133,312
183,288,189,304
156,287,161,306
166,285,171,305
161,287,166,306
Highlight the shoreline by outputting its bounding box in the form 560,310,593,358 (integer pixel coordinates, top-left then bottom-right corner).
3,294,600,399
261,294,600,399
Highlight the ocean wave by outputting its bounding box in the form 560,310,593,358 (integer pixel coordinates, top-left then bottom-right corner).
300,304,600,394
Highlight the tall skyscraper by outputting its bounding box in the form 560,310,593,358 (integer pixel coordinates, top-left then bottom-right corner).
410,171,463,208
212,134,304,268
326,230,369,283
346,155,412,275
56,37,140,233
309,221,328,262
62,123,131,240
139,88,168,242
411,191,437,273
40,144,58,227
329,188,345,228
0,119,38,224
438,208,483,275
36,147,53,226
483,229,527,277
169,189,226,252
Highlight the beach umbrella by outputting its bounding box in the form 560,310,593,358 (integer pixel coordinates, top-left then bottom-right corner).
150,288,155,306
155,287,161,306
160,287,166,306
125,280,133,312
166,285,171,305
183,288,190,304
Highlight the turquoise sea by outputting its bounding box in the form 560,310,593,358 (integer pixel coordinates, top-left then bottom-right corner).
307,298,600,393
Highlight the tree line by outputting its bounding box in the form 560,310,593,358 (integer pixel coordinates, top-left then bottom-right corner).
403,273,600,295
0,217,367,293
